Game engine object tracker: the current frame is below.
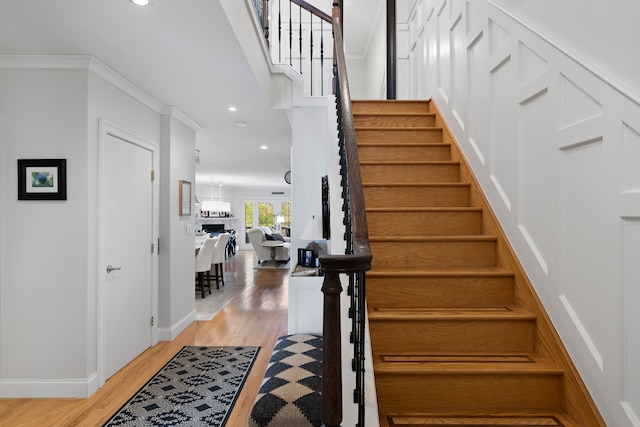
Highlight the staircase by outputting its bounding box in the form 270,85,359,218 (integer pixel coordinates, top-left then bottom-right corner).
353,100,605,427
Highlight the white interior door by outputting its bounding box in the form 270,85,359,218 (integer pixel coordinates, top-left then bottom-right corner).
101,130,155,381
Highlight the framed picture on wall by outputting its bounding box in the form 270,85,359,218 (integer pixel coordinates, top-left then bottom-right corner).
179,180,191,216
17,159,67,200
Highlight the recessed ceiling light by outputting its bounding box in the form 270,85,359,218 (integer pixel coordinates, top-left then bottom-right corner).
130,0,150,6
260,145,268,150
228,106,237,112
235,121,248,127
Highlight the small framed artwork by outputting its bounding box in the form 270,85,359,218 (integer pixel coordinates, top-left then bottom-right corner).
17,159,67,200
179,180,191,216
303,249,315,268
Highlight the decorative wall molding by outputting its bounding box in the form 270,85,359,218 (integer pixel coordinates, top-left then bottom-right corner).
400,0,640,425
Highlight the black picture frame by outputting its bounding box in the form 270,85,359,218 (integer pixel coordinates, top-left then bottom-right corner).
17,159,67,200
321,175,330,239
304,249,315,268
298,248,316,268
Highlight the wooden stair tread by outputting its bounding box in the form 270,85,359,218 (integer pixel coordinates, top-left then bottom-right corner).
352,100,431,114
360,160,459,165
367,206,482,213
353,100,431,104
381,411,581,426
354,112,435,118
356,126,441,130
363,181,469,187
368,305,536,321
357,142,446,147
373,352,563,375
369,235,497,242
367,267,515,277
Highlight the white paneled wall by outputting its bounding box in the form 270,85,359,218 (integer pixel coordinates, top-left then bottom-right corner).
399,0,640,425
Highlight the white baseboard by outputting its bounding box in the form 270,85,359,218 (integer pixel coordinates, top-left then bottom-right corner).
157,309,197,341
0,373,99,398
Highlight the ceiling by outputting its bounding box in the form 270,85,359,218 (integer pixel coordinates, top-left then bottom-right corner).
0,0,383,191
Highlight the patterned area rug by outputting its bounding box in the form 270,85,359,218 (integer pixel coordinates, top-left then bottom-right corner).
103,346,260,427
249,334,322,427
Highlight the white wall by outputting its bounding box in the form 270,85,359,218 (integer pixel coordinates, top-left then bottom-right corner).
398,0,640,425
0,68,90,392
158,112,198,341
344,58,367,100
364,5,388,99
290,98,332,256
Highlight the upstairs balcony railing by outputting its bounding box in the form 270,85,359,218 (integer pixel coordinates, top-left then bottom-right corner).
254,0,334,97
251,2,371,426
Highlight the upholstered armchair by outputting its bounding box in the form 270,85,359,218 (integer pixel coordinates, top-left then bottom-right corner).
247,227,291,263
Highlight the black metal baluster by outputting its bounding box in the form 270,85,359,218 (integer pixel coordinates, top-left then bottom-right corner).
310,12,314,95
299,5,303,73
356,272,366,427
278,0,282,62
289,0,292,67
320,20,324,95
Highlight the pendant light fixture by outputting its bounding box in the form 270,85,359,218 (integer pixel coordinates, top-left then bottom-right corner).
201,179,230,213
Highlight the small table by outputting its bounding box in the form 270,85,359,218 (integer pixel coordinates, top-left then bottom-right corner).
261,241,285,266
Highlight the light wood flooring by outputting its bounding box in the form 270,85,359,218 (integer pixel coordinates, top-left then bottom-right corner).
0,250,289,427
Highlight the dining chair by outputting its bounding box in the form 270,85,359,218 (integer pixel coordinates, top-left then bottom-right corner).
211,233,230,289
195,237,216,298
226,229,237,258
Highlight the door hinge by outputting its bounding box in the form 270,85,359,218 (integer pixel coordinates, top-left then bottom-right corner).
151,316,155,327
151,243,155,253
151,170,155,181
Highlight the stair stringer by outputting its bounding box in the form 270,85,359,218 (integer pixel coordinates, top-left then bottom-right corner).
429,100,606,427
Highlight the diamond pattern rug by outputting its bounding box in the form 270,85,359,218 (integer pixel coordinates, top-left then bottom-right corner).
103,346,260,427
249,334,322,427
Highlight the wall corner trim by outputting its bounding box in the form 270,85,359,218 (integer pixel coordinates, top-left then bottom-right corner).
157,309,197,342
161,106,202,133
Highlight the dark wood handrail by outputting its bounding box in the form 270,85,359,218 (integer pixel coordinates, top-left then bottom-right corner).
319,6,372,427
327,12,371,263
290,0,332,23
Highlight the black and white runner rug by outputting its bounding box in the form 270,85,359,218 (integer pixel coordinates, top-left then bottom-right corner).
103,346,260,427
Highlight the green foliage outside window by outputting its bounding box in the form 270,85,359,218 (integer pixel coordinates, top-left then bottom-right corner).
245,200,291,241
245,202,254,243
279,202,291,229
258,202,274,228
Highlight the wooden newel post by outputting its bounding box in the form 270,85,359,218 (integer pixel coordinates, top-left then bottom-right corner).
321,269,343,427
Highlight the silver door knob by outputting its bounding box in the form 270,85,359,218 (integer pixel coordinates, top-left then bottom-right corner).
106,264,122,273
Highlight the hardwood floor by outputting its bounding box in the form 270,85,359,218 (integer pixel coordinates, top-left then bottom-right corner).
0,250,289,427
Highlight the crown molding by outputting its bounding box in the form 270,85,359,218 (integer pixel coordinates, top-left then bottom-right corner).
0,55,202,127
0,54,92,70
